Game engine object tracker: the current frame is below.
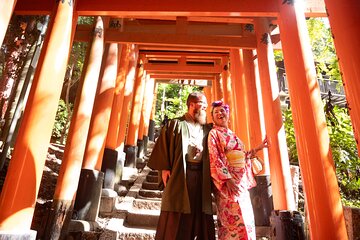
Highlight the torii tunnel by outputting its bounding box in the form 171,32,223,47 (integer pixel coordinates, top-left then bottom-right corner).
0,0,359,239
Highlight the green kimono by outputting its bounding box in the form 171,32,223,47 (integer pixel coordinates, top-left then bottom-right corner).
147,116,213,214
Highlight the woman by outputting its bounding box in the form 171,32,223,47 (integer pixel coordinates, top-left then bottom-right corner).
208,101,268,240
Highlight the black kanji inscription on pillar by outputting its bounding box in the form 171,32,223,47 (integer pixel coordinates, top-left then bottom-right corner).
94,27,103,38
282,0,294,5
244,24,254,33
56,0,73,6
260,33,269,45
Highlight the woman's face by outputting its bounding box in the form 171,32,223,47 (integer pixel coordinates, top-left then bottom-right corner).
212,106,229,127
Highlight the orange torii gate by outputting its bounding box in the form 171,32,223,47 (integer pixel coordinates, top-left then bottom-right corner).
0,0,358,239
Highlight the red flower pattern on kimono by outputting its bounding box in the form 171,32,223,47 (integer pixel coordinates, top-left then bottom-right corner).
208,125,256,240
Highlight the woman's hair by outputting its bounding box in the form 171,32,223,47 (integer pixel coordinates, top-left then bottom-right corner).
211,100,230,114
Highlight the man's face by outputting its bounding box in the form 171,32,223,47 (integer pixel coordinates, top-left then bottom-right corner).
190,95,208,124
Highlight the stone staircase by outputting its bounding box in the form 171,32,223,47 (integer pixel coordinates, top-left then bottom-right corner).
67,141,272,239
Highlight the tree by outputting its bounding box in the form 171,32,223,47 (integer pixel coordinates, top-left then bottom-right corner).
283,106,360,207
155,83,200,124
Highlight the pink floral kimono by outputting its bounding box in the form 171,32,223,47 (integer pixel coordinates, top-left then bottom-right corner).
208,125,257,240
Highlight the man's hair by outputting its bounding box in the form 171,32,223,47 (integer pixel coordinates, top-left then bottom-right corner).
186,92,205,107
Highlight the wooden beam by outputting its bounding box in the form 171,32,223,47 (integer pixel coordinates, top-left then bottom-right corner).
118,21,245,36
141,51,227,59
139,45,229,53
74,28,257,49
14,0,326,17
156,79,211,86
150,73,216,80
144,62,222,73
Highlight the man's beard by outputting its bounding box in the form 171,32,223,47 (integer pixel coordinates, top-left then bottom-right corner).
194,109,207,125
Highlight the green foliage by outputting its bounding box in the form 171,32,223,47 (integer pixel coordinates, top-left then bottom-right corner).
51,99,73,143
306,18,341,81
155,83,200,124
283,106,360,207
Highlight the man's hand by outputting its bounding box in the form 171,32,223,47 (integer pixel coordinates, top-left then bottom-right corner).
162,170,171,187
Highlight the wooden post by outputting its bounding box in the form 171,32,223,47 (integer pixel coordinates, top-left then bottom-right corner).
325,0,360,154
221,56,235,130
82,42,118,171
116,44,139,152
255,17,295,210
243,49,269,173
124,56,147,167
44,16,104,239
142,77,156,138
230,49,249,145
203,86,212,123
105,44,125,150
0,0,77,231
278,1,347,238
136,74,149,158
148,82,158,142
0,0,17,46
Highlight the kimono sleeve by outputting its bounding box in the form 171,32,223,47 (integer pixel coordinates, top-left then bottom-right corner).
147,119,178,170
208,129,232,190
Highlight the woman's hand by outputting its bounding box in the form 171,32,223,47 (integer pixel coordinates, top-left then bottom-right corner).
248,136,269,158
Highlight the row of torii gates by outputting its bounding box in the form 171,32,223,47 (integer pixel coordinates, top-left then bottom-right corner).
0,0,359,239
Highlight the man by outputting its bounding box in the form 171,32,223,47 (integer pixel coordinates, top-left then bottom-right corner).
147,92,215,240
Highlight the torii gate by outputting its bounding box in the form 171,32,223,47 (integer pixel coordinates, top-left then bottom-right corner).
0,0,359,239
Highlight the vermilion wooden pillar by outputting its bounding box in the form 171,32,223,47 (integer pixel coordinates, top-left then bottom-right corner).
255,17,295,210
0,0,77,231
116,44,139,151
203,86,212,123
106,44,125,150
73,42,117,222
138,76,155,157
82,42,118,171
214,74,223,101
243,49,269,173
124,57,147,167
44,16,104,239
0,0,16,46
142,77,156,137
221,56,235,130
325,0,360,154
148,82,158,142
137,74,148,158
230,49,249,145
278,2,347,239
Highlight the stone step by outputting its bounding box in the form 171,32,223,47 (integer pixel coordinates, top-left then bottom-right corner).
138,188,162,199
125,208,160,228
146,174,158,183
148,170,159,176
142,181,160,190
133,198,161,210
95,218,156,240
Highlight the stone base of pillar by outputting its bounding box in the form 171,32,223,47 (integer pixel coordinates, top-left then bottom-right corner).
0,230,37,240
143,135,149,156
124,145,138,168
137,139,144,158
42,199,74,240
102,148,121,189
68,220,99,232
249,175,274,226
73,169,104,221
343,206,360,240
99,188,118,215
270,210,305,240
148,120,155,141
